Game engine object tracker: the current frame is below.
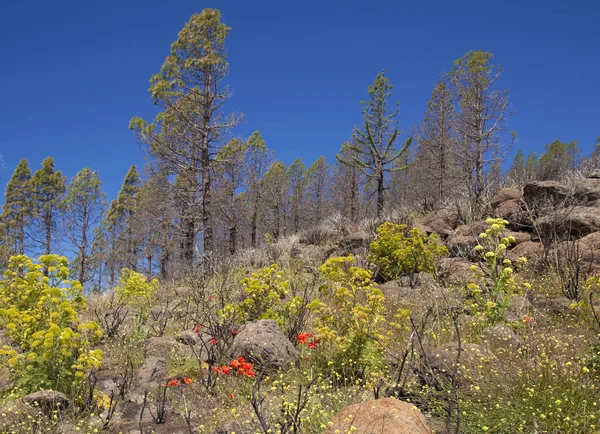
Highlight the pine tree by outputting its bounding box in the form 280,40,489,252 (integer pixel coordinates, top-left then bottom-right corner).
245,131,271,248
288,158,307,233
538,140,579,180
30,157,66,255
338,70,411,216
130,9,241,257
106,166,140,274
1,159,32,254
415,76,458,204
306,156,330,226
261,161,290,241
507,150,527,187
214,138,247,255
62,167,106,286
449,51,513,213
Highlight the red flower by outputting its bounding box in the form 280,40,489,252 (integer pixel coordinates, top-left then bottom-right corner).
213,367,221,373
297,333,308,344
231,329,238,335
241,362,253,371
194,324,202,333
228,393,234,400
237,356,245,363
230,359,240,369
523,316,532,323
209,295,215,300
237,369,245,375
211,338,218,345
168,379,179,387
221,366,231,375
246,370,255,378
183,377,193,385
308,342,317,349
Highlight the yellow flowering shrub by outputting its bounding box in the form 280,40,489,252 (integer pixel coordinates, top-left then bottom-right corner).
311,255,405,380
0,255,102,395
468,218,529,323
368,222,448,281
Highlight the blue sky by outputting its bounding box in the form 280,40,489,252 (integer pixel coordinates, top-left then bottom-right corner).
1,0,599,204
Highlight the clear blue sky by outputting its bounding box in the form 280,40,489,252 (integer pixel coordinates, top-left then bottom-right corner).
1,0,599,204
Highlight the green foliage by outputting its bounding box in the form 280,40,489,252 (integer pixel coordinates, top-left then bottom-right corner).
538,139,579,180
115,268,158,310
368,222,448,281
1,159,33,255
0,255,102,396
29,157,67,254
224,264,290,323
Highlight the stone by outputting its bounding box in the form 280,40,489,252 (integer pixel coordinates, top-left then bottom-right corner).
176,330,199,346
491,188,522,208
230,319,299,369
324,397,431,434
420,207,459,239
22,390,71,415
437,257,474,284
495,199,521,220
506,241,544,263
536,206,600,239
130,356,167,400
523,181,570,210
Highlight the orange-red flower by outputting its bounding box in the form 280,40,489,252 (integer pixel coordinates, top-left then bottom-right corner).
232,329,238,335
168,379,179,387
523,316,532,323
183,377,193,385
194,324,202,333
228,393,234,399
211,338,218,345
221,366,231,375
246,370,255,378
230,359,240,369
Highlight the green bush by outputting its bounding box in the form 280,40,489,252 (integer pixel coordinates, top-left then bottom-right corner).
368,222,448,281
0,255,102,396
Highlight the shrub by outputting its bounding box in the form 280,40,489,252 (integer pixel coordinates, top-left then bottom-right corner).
311,255,406,381
468,218,529,323
0,255,102,396
368,222,448,281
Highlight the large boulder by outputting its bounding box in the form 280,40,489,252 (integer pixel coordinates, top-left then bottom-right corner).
230,320,299,369
523,181,570,210
324,398,431,434
491,188,522,208
536,206,600,238
420,207,459,239
507,241,544,264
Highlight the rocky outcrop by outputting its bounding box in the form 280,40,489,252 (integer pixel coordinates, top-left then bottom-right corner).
230,319,299,369
482,324,525,351
419,207,459,239
324,398,432,434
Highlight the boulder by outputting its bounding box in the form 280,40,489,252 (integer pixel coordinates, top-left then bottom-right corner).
536,206,600,239
22,390,71,415
523,181,570,210
437,257,474,284
420,207,459,239
230,319,299,369
176,330,199,346
506,241,544,263
495,199,521,220
504,230,531,245
491,188,522,208
131,356,167,399
324,398,431,434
